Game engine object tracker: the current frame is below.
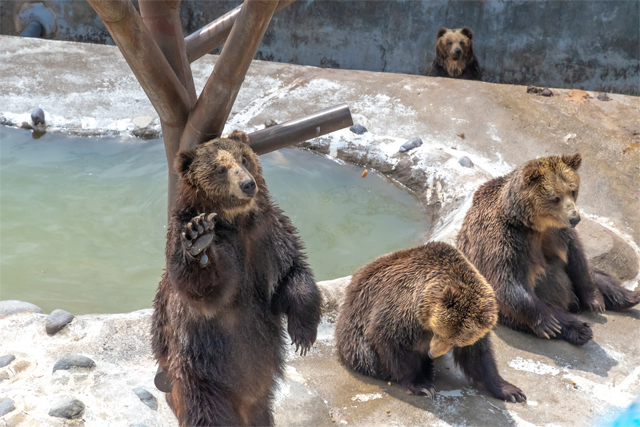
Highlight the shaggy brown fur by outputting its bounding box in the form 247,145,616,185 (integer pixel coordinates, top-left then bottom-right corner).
151,131,322,426
457,154,640,346
426,27,482,81
335,242,526,402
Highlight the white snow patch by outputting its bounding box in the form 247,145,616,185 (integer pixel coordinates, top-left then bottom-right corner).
351,393,383,402
508,357,561,376
284,365,306,384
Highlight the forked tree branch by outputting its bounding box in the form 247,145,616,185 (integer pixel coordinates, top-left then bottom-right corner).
179,0,279,151
139,0,197,105
88,0,191,128
185,0,296,64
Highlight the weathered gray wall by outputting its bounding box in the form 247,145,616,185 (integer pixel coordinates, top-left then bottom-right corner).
1,1,638,95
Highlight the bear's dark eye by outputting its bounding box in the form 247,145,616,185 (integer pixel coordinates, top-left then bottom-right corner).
447,41,452,46
553,196,561,203
242,157,248,166
460,41,465,46
218,167,227,175
571,190,576,198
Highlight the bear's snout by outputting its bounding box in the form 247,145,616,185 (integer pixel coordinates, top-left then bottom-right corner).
569,215,581,227
241,179,256,197
452,47,462,60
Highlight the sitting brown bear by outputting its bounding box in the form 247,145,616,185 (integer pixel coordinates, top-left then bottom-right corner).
457,154,640,346
151,131,322,426
426,27,482,81
335,242,526,402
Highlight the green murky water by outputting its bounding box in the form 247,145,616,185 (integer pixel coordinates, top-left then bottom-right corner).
0,127,429,314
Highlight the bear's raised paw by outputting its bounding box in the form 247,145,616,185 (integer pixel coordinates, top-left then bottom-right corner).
181,213,216,263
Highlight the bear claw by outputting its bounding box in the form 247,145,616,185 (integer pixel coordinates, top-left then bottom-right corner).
181,213,216,258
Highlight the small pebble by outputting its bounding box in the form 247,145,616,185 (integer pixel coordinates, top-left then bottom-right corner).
0,300,43,319
53,355,96,373
361,170,368,178
0,355,16,368
0,398,16,417
133,387,158,411
349,124,367,135
457,133,465,139
597,92,611,101
46,309,74,335
458,156,474,168
398,137,423,153
31,108,45,126
388,382,391,385
386,409,391,414
49,398,85,419
264,119,278,128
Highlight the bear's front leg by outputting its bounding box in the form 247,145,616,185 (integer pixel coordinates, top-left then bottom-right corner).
453,335,526,403
180,213,216,266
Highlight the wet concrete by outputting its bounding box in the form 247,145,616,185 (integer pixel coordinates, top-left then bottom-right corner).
1,36,640,426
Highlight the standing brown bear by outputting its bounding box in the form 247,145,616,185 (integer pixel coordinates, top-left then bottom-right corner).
151,130,322,427
335,242,526,402
457,154,640,346
426,27,482,81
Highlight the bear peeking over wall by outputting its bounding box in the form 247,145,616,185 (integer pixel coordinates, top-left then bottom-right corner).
151,131,322,426
457,154,640,347
335,242,526,402
426,27,482,81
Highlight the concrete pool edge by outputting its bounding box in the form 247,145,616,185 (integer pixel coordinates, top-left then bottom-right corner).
2,36,640,427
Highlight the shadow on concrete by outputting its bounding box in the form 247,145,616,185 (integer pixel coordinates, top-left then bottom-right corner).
342,355,520,426
493,322,618,378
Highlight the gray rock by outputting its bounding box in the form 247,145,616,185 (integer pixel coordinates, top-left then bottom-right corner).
458,156,474,168
0,355,16,368
580,218,639,281
398,137,423,153
0,398,15,417
133,387,158,411
540,88,553,97
0,300,43,319
349,124,367,135
265,119,278,128
31,107,45,126
49,398,85,419
53,355,96,373
597,92,611,101
46,309,74,335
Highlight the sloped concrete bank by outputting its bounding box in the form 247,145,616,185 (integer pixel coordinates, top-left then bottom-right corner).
1,37,640,426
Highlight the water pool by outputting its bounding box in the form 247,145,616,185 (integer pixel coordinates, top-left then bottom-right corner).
0,126,430,314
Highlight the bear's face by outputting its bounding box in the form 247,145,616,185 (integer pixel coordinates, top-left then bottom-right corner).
423,283,498,358
521,154,582,231
435,27,474,76
175,131,262,218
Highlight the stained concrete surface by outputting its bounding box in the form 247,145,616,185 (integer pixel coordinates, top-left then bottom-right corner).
1,36,640,426
1,1,638,94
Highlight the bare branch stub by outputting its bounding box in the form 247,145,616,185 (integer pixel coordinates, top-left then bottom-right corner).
179,0,279,152
185,0,296,64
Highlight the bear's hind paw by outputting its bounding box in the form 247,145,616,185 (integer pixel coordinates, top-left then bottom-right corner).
491,382,526,403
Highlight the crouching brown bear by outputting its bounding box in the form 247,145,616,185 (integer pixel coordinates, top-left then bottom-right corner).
151,130,322,426
335,242,526,402
426,27,482,81
457,154,640,346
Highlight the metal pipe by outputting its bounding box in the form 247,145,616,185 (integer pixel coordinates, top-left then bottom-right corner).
185,0,296,64
20,21,43,38
179,0,279,151
247,104,353,155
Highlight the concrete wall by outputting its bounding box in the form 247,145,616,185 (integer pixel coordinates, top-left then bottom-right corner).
1,1,638,95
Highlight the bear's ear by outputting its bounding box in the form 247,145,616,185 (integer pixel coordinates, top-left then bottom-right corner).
561,153,582,170
460,27,474,40
174,149,197,175
436,27,448,39
228,130,251,146
522,163,543,184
